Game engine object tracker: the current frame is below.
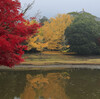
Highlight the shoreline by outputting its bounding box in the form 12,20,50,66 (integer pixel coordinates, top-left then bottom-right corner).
0,64,100,71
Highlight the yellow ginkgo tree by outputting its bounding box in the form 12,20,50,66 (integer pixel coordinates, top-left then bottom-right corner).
27,14,73,51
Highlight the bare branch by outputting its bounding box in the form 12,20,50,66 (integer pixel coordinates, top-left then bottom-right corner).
34,10,41,21
21,0,35,15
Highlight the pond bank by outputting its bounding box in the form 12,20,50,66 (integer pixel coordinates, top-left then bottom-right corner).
23,53,100,66
0,64,100,71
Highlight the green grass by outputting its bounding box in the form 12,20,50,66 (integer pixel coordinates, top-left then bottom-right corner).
22,51,100,65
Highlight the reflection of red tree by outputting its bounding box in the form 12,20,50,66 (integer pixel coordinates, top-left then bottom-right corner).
21,73,70,99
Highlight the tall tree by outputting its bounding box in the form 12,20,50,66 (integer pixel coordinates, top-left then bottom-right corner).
27,14,72,51
65,12,100,54
0,0,40,67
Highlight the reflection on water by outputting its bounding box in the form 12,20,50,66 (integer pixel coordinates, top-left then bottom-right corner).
21,72,69,99
0,69,100,99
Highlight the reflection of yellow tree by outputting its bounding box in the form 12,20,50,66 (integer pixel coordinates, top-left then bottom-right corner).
20,74,49,99
42,73,70,99
20,72,70,99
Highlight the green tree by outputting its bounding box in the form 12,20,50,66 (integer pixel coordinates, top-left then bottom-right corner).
39,16,49,25
65,12,100,55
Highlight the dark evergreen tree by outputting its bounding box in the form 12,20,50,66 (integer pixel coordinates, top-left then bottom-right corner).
65,12,100,55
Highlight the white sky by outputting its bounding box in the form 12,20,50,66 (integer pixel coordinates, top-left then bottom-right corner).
19,0,100,19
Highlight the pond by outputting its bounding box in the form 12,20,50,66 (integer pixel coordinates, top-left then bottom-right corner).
0,68,100,99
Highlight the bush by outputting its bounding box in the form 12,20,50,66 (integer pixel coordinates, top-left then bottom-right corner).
65,12,100,55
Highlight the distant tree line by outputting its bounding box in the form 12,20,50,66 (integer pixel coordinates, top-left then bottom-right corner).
26,11,100,55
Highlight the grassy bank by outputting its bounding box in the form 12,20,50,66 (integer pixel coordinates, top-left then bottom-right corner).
22,51,100,65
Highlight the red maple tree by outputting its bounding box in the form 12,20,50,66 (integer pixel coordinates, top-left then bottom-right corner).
0,0,40,67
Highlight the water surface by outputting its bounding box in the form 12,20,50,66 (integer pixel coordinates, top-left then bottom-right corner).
0,69,100,99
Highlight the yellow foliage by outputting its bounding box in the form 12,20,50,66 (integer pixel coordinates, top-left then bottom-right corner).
27,14,73,51
24,19,38,26
20,73,70,99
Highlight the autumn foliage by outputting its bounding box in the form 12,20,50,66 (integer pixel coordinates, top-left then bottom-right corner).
27,14,72,51
0,0,40,67
21,73,70,99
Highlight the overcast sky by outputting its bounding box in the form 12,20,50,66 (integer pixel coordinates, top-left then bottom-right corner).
20,0,100,19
